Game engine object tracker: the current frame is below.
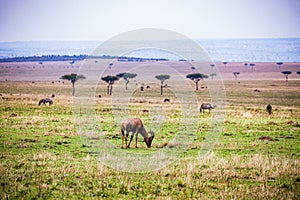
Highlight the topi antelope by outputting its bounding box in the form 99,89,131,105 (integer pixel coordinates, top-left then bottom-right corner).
120,118,155,148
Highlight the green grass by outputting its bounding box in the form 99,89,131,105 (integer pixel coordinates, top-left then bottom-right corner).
0,80,300,199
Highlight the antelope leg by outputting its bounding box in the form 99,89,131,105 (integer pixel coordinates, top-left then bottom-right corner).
128,134,133,148
135,133,138,148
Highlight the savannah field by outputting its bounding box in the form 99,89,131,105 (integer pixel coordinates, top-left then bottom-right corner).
0,60,300,199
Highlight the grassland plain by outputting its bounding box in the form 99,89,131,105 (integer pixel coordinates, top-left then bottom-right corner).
0,77,300,199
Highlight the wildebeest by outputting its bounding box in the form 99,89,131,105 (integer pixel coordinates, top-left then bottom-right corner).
266,104,272,115
200,103,214,112
38,98,53,106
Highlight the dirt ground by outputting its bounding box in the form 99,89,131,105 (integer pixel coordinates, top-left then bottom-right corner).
0,60,299,81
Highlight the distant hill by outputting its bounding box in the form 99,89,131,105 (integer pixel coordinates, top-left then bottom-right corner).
0,55,88,63
0,55,168,63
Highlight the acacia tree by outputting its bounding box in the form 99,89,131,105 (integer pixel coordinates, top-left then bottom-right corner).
155,74,170,95
297,71,300,76
210,73,216,80
249,63,255,70
233,72,240,81
101,75,119,95
186,73,208,90
282,71,292,82
223,62,228,67
116,72,137,90
276,62,283,68
60,73,86,96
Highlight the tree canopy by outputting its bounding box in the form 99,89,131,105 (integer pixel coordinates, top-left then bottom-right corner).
101,75,119,84
186,73,208,80
155,75,170,82
117,72,137,80
60,73,86,83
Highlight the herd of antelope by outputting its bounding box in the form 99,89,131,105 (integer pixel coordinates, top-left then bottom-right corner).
119,102,273,149
119,103,214,149
36,96,272,149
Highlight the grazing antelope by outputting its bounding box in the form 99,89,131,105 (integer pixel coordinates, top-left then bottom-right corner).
200,103,214,112
38,98,53,106
120,118,155,148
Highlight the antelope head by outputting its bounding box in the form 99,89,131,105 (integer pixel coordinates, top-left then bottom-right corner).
144,131,155,148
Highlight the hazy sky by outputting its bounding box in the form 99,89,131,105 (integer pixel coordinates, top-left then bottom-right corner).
0,0,299,41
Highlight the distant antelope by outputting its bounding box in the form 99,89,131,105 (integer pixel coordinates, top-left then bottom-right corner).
200,103,214,112
163,98,170,102
38,98,53,106
266,104,272,115
120,118,155,148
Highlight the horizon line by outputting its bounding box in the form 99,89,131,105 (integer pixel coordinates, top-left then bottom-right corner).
1,37,300,43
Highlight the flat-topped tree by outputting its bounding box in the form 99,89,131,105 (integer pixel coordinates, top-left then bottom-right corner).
60,73,86,96
282,71,292,82
155,74,170,95
297,71,300,76
233,72,240,81
277,62,283,68
116,72,137,90
102,75,119,95
186,73,208,91
249,63,255,70
210,73,216,80
223,62,227,67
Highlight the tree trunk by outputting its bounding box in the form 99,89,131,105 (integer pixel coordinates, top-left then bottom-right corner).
107,85,110,95
109,84,113,95
125,80,129,90
72,81,75,96
195,80,199,91
160,80,164,95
